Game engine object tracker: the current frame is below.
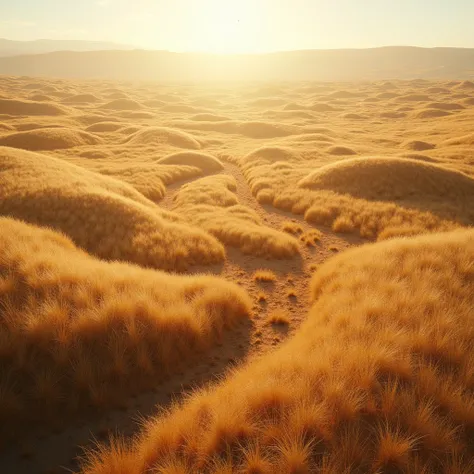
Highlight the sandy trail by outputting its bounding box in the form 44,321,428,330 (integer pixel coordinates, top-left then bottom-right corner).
0,164,364,474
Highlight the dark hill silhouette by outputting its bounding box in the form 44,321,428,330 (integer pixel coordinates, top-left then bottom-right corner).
0,38,134,57
0,46,474,81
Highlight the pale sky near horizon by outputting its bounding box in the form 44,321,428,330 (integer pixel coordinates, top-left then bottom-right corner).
1,0,473,54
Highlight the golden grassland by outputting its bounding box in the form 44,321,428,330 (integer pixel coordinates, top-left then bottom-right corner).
172,175,300,259
0,146,226,271
83,230,474,474
0,75,473,472
0,217,251,435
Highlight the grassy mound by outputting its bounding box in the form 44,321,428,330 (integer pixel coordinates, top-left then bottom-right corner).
402,140,435,151
99,99,144,111
173,175,300,259
190,113,229,122
425,102,464,111
0,217,251,434
157,151,224,173
242,146,298,165
298,157,474,201
0,127,102,151
99,164,203,201
0,122,14,132
454,80,474,90
162,104,201,113
83,230,474,474
0,146,224,270
327,145,357,156
124,127,201,149
85,122,127,133
0,98,68,116
443,134,474,146
174,120,297,138
240,155,473,239
28,93,53,101
413,108,451,119
62,93,101,104
309,102,337,112
395,94,431,102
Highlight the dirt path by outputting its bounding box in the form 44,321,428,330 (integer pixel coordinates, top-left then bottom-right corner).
0,164,364,474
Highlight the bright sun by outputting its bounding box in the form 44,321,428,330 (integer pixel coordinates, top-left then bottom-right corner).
190,1,262,54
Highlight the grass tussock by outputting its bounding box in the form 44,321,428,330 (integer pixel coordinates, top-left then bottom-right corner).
0,217,251,430
253,270,277,283
267,310,290,326
281,221,304,235
173,175,300,259
0,146,225,270
82,229,474,473
300,229,322,246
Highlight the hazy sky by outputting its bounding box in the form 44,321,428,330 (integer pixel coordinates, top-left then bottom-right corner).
1,0,473,53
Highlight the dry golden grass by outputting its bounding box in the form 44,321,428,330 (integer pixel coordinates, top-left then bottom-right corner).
123,126,201,149
242,154,474,240
245,160,470,240
0,146,225,270
298,157,474,201
95,163,203,201
156,151,224,173
0,217,251,430
173,175,300,259
257,292,267,303
83,229,474,473
253,270,277,283
266,309,290,326
0,97,69,116
281,221,304,235
0,127,102,151
300,229,322,246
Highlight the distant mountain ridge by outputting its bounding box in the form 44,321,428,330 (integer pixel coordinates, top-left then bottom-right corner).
0,38,135,57
0,46,474,81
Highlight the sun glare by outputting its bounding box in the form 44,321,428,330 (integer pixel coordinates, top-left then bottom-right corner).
189,1,262,54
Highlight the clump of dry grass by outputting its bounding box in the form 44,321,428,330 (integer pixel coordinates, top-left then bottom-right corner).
281,221,304,235
286,289,298,299
257,292,267,303
173,175,300,259
267,310,290,326
300,229,322,246
82,229,474,473
0,217,251,433
253,270,277,283
0,146,224,270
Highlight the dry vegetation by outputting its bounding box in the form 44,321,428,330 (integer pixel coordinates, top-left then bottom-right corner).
172,175,301,259
0,217,251,434
0,146,225,271
0,75,474,473
266,309,290,326
253,270,277,283
83,230,474,474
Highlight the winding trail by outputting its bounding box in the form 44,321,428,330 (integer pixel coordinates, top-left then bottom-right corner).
0,163,364,474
